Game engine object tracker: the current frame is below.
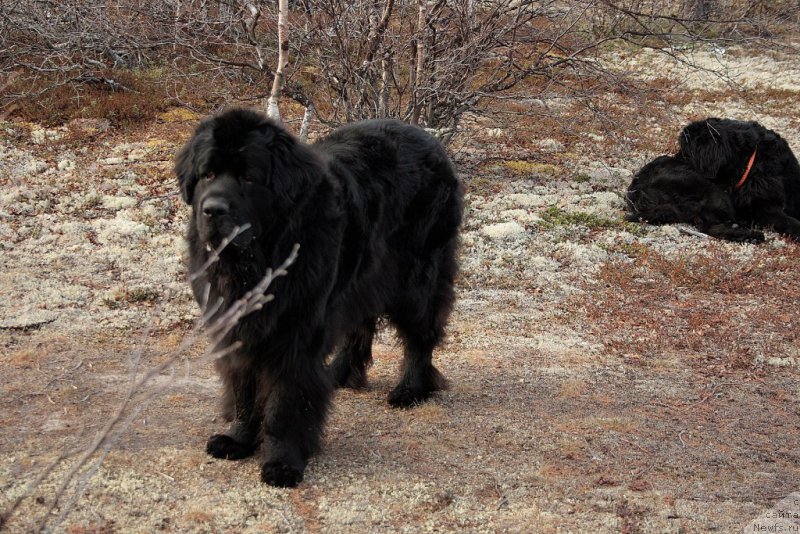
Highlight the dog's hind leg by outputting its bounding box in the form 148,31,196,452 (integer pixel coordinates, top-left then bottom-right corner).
387,251,456,408
387,314,449,408
206,353,260,460
329,319,375,389
750,202,800,239
690,185,765,242
700,223,765,243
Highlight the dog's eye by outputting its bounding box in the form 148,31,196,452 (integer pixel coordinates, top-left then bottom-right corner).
241,175,254,183
205,172,215,181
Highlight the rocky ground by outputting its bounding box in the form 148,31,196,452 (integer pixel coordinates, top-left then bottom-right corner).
1,43,800,533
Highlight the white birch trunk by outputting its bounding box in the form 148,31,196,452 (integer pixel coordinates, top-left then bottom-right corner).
299,105,314,141
267,0,289,121
411,0,427,125
378,53,392,118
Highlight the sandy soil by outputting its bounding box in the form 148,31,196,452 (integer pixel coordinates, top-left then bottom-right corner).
2,42,800,533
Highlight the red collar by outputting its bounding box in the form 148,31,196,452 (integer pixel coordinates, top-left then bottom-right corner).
735,148,757,189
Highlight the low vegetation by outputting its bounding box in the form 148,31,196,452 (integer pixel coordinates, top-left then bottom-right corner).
1,4,799,532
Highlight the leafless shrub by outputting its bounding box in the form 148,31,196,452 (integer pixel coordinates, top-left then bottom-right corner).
0,0,796,134
0,1,274,117
270,0,797,140
591,0,798,44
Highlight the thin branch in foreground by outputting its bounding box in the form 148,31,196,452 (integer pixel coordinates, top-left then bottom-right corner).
1,227,300,532
678,225,711,239
188,223,252,283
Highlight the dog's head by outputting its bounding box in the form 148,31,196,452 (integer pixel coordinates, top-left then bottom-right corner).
175,108,318,252
679,117,767,178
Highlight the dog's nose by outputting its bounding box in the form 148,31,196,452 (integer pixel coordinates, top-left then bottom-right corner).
202,198,230,218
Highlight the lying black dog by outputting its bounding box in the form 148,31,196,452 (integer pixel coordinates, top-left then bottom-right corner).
626,118,800,242
175,109,463,487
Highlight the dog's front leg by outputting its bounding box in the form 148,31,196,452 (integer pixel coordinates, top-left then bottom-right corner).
700,222,765,243
206,352,260,460
259,357,331,487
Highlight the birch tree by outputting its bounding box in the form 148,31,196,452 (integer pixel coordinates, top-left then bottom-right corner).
266,0,289,121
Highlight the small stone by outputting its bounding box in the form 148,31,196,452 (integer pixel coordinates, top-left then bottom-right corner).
535,139,565,152
30,128,64,144
127,149,147,162
57,160,75,172
24,160,49,175
480,221,526,240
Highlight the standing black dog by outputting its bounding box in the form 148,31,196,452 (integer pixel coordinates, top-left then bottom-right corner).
175,108,462,487
626,118,800,242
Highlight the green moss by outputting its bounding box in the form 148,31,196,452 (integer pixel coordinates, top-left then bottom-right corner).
83,193,103,209
503,161,561,176
103,297,122,309
599,240,649,257
540,205,620,230
103,287,160,308
622,221,651,237
467,174,501,195
125,287,161,303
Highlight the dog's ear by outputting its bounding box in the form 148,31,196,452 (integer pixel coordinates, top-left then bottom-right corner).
175,126,213,204
255,120,321,200
256,119,296,152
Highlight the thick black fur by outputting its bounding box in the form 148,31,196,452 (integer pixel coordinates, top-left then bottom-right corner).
626,117,800,242
175,108,462,487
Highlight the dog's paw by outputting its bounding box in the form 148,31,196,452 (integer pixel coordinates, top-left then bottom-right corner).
329,352,370,390
261,460,304,487
388,365,446,408
388,385,433,408
389,384,436,408
331,366,368,390
206,434,256,460
748,230,765,244
725,227,766,243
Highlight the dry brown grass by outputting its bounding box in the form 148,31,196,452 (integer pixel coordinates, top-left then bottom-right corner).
10,70,171,127
4,35,800,532
577,242,800,375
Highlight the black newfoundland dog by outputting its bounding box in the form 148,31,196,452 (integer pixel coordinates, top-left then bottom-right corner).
175,108,462,487
626,118,800,242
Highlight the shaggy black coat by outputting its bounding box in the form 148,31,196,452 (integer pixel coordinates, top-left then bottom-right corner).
626,118,800,242
175,108,463,487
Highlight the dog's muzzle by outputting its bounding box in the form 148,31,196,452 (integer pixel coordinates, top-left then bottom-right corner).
197,197,254,251
202,197,230,219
